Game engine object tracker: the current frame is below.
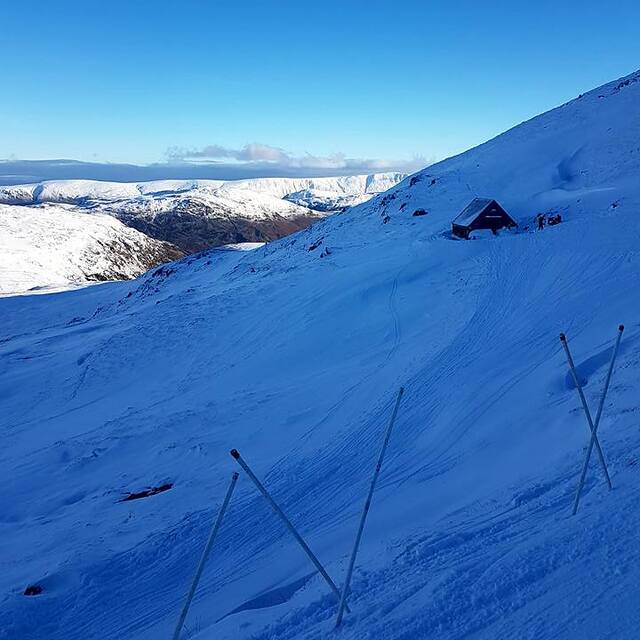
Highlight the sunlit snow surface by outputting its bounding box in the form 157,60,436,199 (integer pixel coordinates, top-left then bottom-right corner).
0,173,406,293
1,71,640,639
0,173,408,206
0,204,179,296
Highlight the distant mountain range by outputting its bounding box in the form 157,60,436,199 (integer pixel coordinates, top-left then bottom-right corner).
0,172,406,293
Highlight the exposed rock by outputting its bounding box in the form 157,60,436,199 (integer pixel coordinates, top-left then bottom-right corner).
24,585,43,596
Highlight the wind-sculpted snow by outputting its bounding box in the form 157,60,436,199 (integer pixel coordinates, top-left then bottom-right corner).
1,71,640,640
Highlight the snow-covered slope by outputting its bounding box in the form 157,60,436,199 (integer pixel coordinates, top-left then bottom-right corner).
0,173,406,258
374,73,639,225
90,186,324,253
0,204,183,295
1,70,640,640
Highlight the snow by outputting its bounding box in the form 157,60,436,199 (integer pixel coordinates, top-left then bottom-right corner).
0,204,181,296
95,184,316,222
452,197,495,225
0,172,407,293
282,188,373,211
214,242,266,252
227,172,408,199
0,172,407,211
1,70,640,640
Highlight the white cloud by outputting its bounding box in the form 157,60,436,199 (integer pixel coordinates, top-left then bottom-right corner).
165,143,428,174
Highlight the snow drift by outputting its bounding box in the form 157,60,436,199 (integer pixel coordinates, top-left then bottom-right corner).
1,70,640,640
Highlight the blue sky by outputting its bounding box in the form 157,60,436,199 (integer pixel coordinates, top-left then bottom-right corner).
1,0,639,179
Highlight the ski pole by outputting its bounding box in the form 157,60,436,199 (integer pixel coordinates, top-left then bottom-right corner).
335,387,404,627
560,333,612,489
172,472,239,640
572,325,623,515
230,449,349,612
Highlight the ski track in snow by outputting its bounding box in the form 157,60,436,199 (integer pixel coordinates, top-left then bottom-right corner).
251,448,640,640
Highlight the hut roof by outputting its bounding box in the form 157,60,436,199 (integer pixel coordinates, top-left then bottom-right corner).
452,198,496,227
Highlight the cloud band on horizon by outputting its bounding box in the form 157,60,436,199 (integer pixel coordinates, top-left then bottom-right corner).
0,143,430,185
165,142,428,174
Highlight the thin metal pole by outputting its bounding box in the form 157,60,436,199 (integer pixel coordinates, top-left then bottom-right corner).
572,325,624,515
230,449,349,612
560,333,612,489
335,387,404,627
172,472,239,640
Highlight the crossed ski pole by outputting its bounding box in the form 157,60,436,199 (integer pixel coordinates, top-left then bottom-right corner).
230,448,350,612
173,386,406,635
560,325,624,515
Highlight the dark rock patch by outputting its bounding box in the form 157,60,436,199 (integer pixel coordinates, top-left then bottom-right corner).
24,585,43,596
119,483,173,502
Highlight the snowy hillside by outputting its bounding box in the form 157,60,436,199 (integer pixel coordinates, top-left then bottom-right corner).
1,70,640,640
372,74,640,225
0,173,405,292
90,187,324,253
0,204,182,295
0,173,406,269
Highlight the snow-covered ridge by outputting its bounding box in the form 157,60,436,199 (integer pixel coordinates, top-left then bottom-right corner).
0,172,407,208
0,204,182,295
226,172,408,199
